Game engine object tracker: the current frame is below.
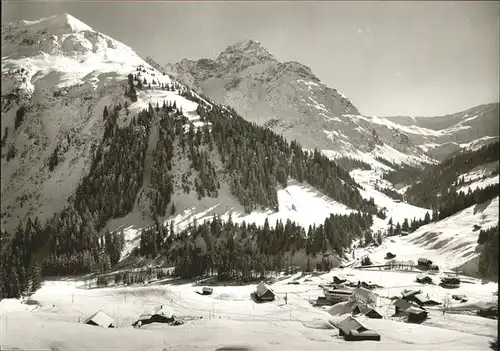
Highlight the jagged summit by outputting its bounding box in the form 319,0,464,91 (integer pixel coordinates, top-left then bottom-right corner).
216,39,276,62
213,39,277,75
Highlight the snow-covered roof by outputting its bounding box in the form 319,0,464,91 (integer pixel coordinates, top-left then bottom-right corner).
394,298,417,311
352,287,374,301
256,282,273,297
82,310,114,328
153,305,174,319
337,316,367,334
353,304,382,316
138,314,152,321
406,306,427,315
401,289,421,299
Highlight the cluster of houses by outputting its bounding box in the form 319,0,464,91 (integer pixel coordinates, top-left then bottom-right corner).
416,273,461,289
392,289,441,323
314,271,455,342
324,280,384,341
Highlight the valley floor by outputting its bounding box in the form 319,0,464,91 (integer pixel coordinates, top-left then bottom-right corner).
1,261,497,351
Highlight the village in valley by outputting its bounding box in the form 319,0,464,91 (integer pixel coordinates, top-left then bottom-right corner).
3,237,497,350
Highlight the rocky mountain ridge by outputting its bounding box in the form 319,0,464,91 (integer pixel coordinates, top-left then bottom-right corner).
162,41,499,164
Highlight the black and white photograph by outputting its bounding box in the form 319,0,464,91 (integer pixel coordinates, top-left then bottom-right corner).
1,1,498,350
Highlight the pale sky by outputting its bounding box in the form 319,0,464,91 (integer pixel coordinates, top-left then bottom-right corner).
2,1,499,117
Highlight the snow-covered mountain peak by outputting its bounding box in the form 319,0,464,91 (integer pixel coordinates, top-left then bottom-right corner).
1,13,179,231
2,13,137,61
19,13,93,34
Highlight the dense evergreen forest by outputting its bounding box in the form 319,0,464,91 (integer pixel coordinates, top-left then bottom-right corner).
477,225,498,279
1,104,152,298
334,156,372,172
138,212,373,280
192,101,378,214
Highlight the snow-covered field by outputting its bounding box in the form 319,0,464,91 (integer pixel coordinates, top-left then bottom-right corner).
1,264,497,351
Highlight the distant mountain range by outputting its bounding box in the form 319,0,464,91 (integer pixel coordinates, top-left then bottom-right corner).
159,40,499,164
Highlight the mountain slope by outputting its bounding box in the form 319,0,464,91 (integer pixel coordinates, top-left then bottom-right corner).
1,14,387,262
163,42,498,166
366,196,498,273
1,14,179,232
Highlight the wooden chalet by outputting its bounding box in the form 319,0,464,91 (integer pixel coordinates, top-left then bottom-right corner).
393,298,420,315
255,282,275,302
416,273,434,285
336,316,381,341
406,306,428,323
202,287,213,295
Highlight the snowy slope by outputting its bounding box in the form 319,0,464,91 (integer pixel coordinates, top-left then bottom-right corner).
119,179,357,259
455,162,499,194
364,197,498,271
0,14,210,232
348,169,431,232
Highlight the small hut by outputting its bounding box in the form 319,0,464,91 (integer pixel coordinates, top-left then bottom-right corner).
416,273,433,285
202,287,213,295
133,313,153,327
440,276,460,289
82,310,115,328
452,294,468,302
385,252,396,260
417,258,433,270
255,282,275,302
134,305,175,326
336,316,381,341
